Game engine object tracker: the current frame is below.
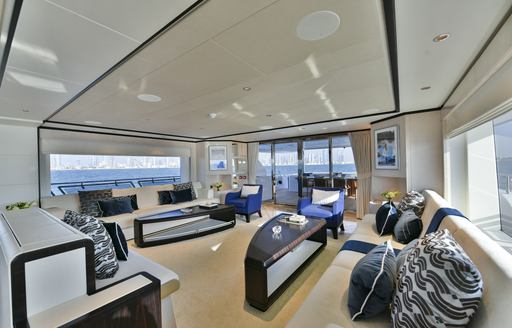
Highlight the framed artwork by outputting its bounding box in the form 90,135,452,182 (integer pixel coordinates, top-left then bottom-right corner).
375,126,399,170
209,145,228,171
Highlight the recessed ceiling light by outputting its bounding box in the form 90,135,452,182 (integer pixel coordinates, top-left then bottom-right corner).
259,125,273,130
265,114,272,118
21,109,30,113
208,113,217,119
242,87,252,91
137,93,161,102
297,11,340,41
421,86,431,90
84,120,102,125
433,33,450,43
322,127,328,130
299,127,306,130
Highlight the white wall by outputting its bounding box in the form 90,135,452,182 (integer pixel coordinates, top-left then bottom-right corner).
405,111,443,194
0,123,39,208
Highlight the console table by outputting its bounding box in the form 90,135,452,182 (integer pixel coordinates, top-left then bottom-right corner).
134,205,236,247
244,213,326,311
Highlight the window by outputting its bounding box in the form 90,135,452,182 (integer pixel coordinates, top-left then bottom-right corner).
50,154,181,195
494,111,512,237
303,139,329,177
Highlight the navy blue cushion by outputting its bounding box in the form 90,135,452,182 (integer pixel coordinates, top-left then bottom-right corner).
340,240,401,256
97,197,134,217
394,210,423,244
375,202,399,235
158,190,172,205
348,242,397,320
426,207,466,234
102,221,129,261
169,188,193,203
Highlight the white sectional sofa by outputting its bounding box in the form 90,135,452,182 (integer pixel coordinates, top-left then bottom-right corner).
286,190,512,328
0,208,180,328
42,181,219,239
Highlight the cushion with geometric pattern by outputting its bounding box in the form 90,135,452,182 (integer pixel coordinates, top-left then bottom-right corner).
392,229,483,327
78,189,113,217
173,182,196,199
63,210,119,279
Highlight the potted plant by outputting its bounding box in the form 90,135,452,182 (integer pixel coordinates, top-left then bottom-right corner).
210,182,223,192
380,191,401,206
5,201,36,211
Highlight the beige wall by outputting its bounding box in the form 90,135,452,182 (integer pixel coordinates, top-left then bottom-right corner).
370,111,443,200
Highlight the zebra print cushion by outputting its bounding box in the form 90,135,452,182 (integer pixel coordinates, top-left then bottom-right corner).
397,190,425,217
173,182,196,199
392,229,483,327
63,210,119,279
78,189,113,217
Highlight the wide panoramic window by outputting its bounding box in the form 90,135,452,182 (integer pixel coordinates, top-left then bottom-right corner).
50,154,181,195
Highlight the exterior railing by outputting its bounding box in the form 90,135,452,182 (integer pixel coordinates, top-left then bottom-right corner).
51,176,181,196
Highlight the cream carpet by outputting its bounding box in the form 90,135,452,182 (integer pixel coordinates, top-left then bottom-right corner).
130,204,357,328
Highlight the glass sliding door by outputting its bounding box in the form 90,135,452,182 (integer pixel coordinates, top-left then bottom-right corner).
256,143,273,201
303,139,331,195
494,111,512,237
274,142,301,205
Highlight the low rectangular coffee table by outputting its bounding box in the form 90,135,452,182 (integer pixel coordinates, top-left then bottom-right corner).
244,213,327,311
134,204,236,247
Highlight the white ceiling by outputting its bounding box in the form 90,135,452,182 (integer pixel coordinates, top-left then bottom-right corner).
0,0,198,120
1,0,511,141
396,0,512,111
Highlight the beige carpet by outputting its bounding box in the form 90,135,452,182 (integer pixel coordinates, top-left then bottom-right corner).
130,204,357,328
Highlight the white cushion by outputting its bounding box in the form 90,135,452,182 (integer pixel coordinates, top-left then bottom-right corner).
241,185,260,198
312,189,340,205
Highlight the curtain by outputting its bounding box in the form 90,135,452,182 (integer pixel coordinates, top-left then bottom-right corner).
349,131,372,219
247,142,259,184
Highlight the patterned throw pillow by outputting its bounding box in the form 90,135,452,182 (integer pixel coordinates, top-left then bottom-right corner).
63,210,119,279
173,182,196,199
79,189,113,217
158,190,173,205
392,229,483,327
397,190,425,217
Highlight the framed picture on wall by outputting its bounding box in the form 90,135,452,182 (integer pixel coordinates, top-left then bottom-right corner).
375,126,399,170
209,145,228,171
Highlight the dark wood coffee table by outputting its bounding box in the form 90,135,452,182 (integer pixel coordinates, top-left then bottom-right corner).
134,204,236,247
244,213,327,311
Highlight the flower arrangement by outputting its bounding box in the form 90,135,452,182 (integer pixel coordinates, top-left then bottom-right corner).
5,201,36,211
210,182,223,191
381,191,401,202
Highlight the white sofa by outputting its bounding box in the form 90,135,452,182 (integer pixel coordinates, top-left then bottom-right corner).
286,190,512,328
0,208,180,328
42,181,219,239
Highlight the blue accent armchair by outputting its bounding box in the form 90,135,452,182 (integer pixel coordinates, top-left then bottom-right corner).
297,187,345,239
225,184,263,223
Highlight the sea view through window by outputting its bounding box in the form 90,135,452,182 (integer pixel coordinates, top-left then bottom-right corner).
50,154,181,195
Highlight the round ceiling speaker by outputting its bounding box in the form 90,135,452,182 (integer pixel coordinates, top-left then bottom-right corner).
296,11,340,41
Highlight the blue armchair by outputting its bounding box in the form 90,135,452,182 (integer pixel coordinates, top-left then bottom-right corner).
297,187,345,239
225,184,263,223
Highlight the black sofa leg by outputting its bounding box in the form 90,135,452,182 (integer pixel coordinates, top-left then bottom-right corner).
258,210,262,217
340,223,345,231
246,214,250,223
332,228,338,239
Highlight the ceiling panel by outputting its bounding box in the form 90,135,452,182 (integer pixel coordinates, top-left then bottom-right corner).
47,0,196,43
396,0,512,111
50,0,394,139
0,0,199,120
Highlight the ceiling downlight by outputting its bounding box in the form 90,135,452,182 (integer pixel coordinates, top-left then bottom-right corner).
296,11,340,41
